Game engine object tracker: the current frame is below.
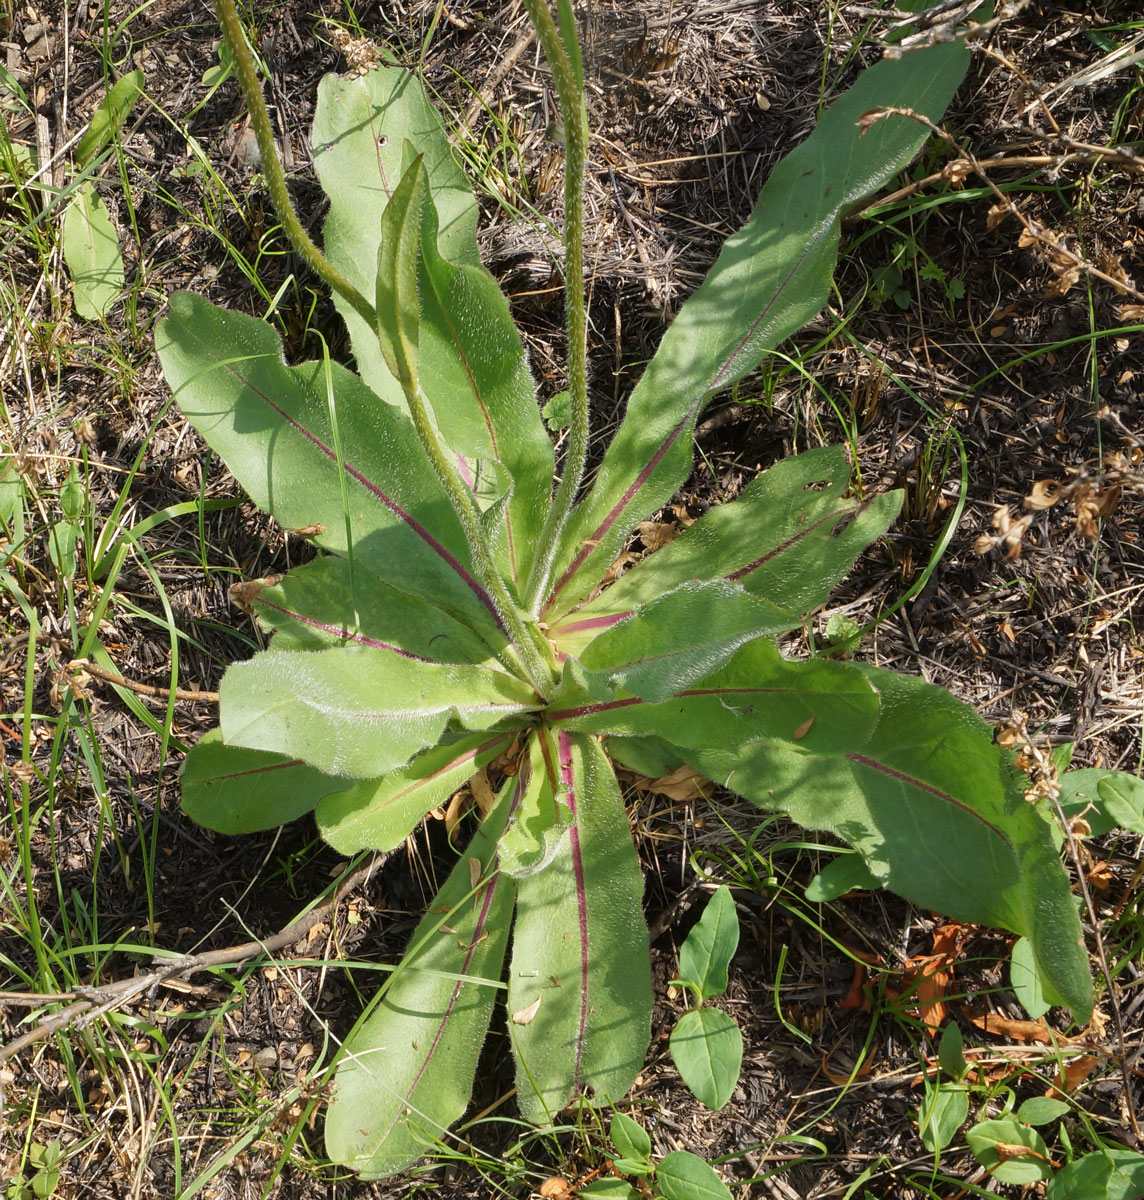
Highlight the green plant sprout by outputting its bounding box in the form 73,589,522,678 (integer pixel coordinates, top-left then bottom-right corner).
152,0,1144,1181
668,885,743,1110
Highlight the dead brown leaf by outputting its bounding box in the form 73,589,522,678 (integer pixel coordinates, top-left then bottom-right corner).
1046,1054,1100,1098
634,764,713,802
968,1012,1053,1044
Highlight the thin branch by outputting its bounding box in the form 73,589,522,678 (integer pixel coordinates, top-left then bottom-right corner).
0,852,388,1065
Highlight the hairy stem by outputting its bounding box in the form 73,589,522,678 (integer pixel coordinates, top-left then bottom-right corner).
212,0,376,330
520,0,590,614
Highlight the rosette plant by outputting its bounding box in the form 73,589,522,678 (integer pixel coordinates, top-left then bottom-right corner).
157,0,1094,1179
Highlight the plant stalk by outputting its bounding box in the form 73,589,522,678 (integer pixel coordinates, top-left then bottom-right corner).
520,0,590,614
212,0,376,331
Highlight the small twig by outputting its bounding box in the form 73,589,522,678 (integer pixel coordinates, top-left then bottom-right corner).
859,106,1144,302
68,658,219,704
0,851,387,1064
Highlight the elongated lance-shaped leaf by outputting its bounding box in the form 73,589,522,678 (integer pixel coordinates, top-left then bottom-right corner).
549,447,901,653
543,41,969,619
375,152,426,393
569,580,793,702
245,556,498,666
509,732,652,1122
683,668,1092,1019
549,638,882,760
156,294,508,646
325,775,518,1179
678,886,738,1002
317,730,513,853
418,182,554,588
181,727,353,833
312,67,553,566
219,645,538,779
312,67,478,406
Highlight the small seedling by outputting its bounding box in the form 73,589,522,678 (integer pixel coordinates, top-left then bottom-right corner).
668,886,743,1110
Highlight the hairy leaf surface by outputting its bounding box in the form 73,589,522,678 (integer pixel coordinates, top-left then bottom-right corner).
181,728,351,833
324,778,517,1178
509,733,652,1121
156,294,507,644
549,448,900,647
219,645,537,778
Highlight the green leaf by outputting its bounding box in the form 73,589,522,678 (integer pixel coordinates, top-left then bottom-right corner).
610,1111,652,1166
1058,768,1144,837
247,556,496,665
508,733,652,1122
550,639,882,761
674,665,1091,1019
656,1151,734,1200
325,778,515,1179
497,729,570,877
544,42,969,614
579,1182,640,1199
219,645,537,779
571,580,792,702
1047,1148,1144,1200
1017,1097,1069,1126
804,853,882,902
417,184,554,586
46,521,79,578
375,152,425,392
967,1116,1052,1185
1010,935,1051,1020
937,1022,967,1082
312,67,478,405
59,464,84,522
62,182,124,320
317,731,513,853
548,447,900,633
605,735,687,780
180,729,352,834
678,886,738,1000
669,1007,743,1111
156,294,508,644
918,1081,968,1152
75,69,144,167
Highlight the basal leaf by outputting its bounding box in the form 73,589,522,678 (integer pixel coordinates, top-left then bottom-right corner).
1047,1149,1144,1200
317,731,513,853
156,293,507,645
669,1007,742,1111
549,447,900,638
312,67,477,406
497,729,570,877
544,42,969,616
180,727,351,833
685,668,1092,1019
678,886,739,1001
418,185,554,587
509,733,651,1121
550,638,881,760
62,181,124,320
563,580,790,698
247,556,497,666
219,645,537,778
324,776,516,1178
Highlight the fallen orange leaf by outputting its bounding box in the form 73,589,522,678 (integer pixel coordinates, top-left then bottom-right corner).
969,1012,1053,1044
821,1045,874,1086
1046,1054,1100,1098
